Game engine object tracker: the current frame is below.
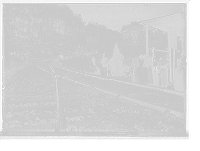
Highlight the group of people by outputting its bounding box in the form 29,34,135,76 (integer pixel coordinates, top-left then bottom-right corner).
100,53,111,77
151,57,170,87
99,44,130,78
131,51,170,87
91,49,171,88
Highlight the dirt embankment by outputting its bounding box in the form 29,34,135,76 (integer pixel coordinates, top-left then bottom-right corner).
3,62,27,88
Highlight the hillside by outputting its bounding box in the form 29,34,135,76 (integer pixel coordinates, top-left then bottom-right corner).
3,4,170,60
3,4,173,71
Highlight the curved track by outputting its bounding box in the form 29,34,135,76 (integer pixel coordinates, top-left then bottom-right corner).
3,63,57,133
50,63,185,97
4,61,184,134
46,64,185,118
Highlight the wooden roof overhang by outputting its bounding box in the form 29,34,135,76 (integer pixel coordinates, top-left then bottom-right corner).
140,12,186,37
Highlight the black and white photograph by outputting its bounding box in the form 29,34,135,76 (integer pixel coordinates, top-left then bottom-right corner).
1,2,189,138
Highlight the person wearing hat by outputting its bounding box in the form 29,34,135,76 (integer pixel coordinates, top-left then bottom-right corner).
26,51,31,62
100,52,111,78
157,55,169,87
42,48,45,59
58,50,64,65
47,48,52,62
140,55,154,84
129,61,135,77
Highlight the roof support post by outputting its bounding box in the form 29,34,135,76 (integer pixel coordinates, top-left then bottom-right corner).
167,27,174,82
182,13,187,61
3,18,6,59
145,25,149,56
172,23,177,73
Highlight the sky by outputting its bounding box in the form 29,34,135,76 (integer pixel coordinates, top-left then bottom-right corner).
67,3,185,31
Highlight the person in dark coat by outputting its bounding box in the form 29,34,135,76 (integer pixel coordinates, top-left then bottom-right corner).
16,49,20,61
174,56,187,91
107,60,112,78
153,61,159,86
140,55,154,84
101,52,112,78
101,52,106,67
91,54,99,74
158,55,169,87
26,51,31,62
91,55,96,66
48,48,52,62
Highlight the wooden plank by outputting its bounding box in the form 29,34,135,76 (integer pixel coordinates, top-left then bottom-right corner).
167,27,173,82
149,48,168,53
55,75,67,131
145,25,149,56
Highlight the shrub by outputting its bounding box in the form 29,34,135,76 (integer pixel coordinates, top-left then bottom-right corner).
63,56,95,71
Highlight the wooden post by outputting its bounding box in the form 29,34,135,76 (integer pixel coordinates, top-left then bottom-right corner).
146,25,149,56
183,11,186,59
168,27,173,83
3,18,6,59
183,5,187,57
173,26,177,86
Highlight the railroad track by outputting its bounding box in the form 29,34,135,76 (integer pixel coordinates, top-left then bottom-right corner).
2,63,57,133
51,65,185,98
47,64,185,118
36,60,184,130
4,61,184,134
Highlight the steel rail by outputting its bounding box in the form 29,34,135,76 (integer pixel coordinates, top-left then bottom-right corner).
35,62,184,118
35,61,64,132
50,63,185,97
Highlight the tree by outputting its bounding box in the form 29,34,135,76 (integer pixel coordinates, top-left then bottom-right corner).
122,22,143,43
40,4,52,41
3,4,122,58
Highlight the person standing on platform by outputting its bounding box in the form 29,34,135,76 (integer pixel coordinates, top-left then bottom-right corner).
152,59,159,86
16,49,20,61
101,53,108,77
19,45,25,61
142,54,154,85
109,43,126,78
158,55,169,87
101,52,106,67
58,51,64,65
48,48,52,63
128,58,134,81
92,56,96,68
151,48,160,86
106,59,112,77
42,48,44,59
26,51,31,62
20,52,24,61
13,50,17,60
92,56,100,75
174,55,186,91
